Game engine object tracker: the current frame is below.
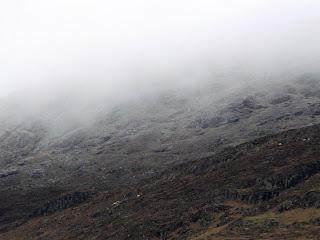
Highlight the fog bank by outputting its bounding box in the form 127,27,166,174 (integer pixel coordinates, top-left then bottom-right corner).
0,0,320,131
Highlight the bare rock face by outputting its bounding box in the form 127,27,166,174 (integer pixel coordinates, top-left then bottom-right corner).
270,95,291,105
30,168,45,179
55,128,88,148
237,96,264,110
188,116,225,129
0,168,19,178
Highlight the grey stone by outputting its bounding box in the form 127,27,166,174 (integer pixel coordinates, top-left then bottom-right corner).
30,168,45,179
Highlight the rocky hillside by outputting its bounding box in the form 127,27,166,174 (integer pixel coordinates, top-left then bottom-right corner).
2,119,320,239
1,74,320,190
1,73,320,239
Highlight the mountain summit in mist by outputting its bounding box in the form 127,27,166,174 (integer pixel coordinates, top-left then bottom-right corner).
2,1,320,239
1,73,320,239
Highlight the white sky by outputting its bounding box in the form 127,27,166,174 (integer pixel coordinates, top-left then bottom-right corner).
1,0,320,97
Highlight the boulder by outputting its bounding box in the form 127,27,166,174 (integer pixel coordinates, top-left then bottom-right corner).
30,168,45,179
270,95,291,105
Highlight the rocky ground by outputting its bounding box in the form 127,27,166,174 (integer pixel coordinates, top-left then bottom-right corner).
1,73,320,239
2,120,320,239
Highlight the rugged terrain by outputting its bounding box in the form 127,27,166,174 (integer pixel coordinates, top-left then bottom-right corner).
1,73,320,239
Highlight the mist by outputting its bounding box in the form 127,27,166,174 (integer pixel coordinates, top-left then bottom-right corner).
1,0,320,132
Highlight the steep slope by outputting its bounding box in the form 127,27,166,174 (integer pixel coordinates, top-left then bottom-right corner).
1,74,320,239
2,122,320,239
1,74,320,193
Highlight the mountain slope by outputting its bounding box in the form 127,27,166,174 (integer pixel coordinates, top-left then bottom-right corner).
1,123,320,239
1,74,320,239
1,75,320,192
